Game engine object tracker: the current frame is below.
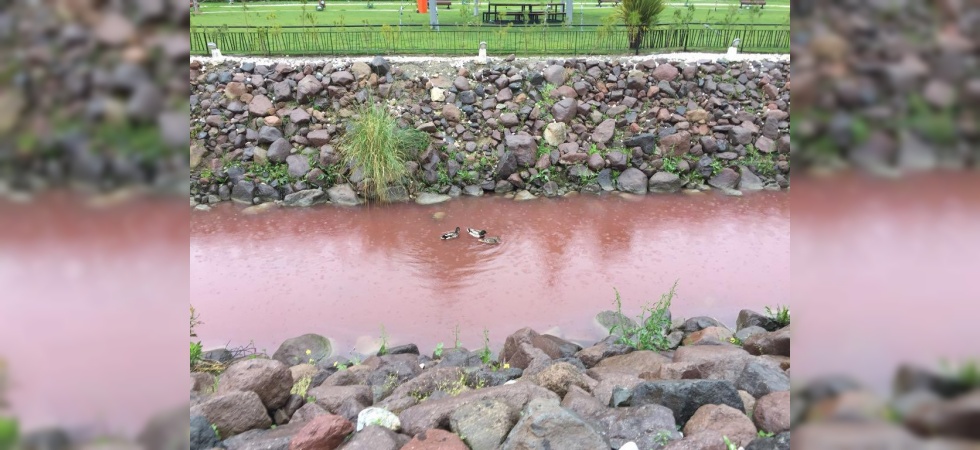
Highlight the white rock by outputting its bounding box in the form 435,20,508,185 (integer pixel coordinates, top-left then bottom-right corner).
431,87,445,102
620,443,639,450
356,407,401,432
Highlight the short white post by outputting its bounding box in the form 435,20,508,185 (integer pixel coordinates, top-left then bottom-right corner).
477,41,488,64
208,42,223,59
727,37,740,56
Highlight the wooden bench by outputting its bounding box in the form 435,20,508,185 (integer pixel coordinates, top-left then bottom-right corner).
436,0,452,8
739,0,765,7
596,0,619,6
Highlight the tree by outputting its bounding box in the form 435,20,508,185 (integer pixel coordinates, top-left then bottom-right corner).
613,0,665,54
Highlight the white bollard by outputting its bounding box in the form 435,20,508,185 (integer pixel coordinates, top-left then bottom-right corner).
476,41,488,64
207,42,223,59
727,46,738,56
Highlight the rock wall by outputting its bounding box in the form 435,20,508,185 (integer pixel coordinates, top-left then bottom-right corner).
189,56,791,208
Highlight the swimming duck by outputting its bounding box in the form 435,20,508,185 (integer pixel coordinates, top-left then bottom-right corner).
478,236,501,245
441,227,460,240
467,228,487,238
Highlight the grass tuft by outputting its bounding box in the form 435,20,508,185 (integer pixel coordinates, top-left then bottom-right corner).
610,281,678,351
341,103,429,202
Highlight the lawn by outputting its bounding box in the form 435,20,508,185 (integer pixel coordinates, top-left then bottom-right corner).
189,0,790,28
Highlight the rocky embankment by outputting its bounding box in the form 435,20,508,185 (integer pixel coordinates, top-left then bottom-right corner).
189,56,790,210
189,309,791,450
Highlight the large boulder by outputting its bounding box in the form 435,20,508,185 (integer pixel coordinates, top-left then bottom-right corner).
552,98,577,123
189,391,273,439
217,358,294,410
591,351,671,378
282,189,326,208
305,385,372,421
273,334,332,367
501,398,608,450
736,310,778,332
631,380,744,426
708,168,740,190
525,361,595,398
542,65,568,85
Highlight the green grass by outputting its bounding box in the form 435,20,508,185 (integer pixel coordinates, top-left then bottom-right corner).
433,342,444,358
610,280,678,351
190,0,789,27
940,359,980,388
742,144,775,177
190,0,789,55
341,103,429,201
757,430,775,438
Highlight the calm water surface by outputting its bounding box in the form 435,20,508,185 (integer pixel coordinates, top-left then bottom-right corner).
191,192,791,354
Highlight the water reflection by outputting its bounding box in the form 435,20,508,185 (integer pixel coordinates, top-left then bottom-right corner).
191,192,790,352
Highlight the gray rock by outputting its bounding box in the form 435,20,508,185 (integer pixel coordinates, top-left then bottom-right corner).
734,326,768,343
648,171,682,193
631,380,744,426
255,183,281,202
501,398,608,450
738,166,765,191
190,415,220,450
607,404,681,450
416,192,451,205
282,189,326,207
708,168,740,190
597,169,615,191
273,333,331,365
542,65,568,86
616,168,648,194
458,90,476,104
730,126,753,145
463,185,484,196
285,154,311,178
591,119,616,144
450,399,517,450
267,138,292,163
327,184,362,206
255,127,285,148
737,310,778,332
369,56,391,76
737,360,790,398
221,420,306,450
496,152,518,179
231,180,256,205
552,98,577,123
622,133,657,154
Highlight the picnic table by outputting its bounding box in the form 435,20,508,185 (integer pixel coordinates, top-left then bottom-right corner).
483,2,566,24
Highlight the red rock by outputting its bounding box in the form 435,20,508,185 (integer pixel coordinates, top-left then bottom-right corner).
401,429,468,450
288,414,353,450
683,404,756,447
753,391,790,434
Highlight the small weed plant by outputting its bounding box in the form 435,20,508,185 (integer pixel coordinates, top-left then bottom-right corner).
433,342,444,358
610,281,678,351
723,435,737,450
654,430,672,446
479,328,493,365
378,325,389,356
765,305,790,327
757,430,774,438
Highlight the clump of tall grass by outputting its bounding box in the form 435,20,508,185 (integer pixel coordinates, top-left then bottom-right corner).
340,103,429,202
613,0,666,53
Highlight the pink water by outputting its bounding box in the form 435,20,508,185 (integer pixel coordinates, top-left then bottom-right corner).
190,192,791,355
791,173,980,393
0,194,188,436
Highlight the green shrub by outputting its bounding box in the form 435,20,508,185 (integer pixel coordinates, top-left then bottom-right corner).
341,103,429,201
610,281,678,351
613,0,665,52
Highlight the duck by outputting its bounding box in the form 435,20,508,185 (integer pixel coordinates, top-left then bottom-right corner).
441,227,460,240
478,236,501,245
467,228,487,238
